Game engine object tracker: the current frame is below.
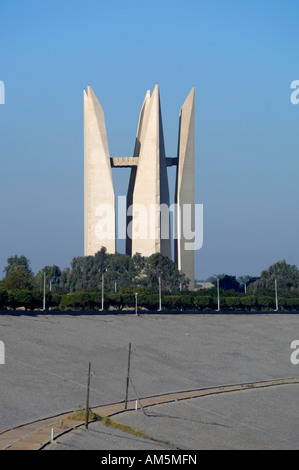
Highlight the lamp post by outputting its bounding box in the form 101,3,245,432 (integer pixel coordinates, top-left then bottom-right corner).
275,278,279,311
43,272,46,311
158,276,162,311
213,274,220,311
49,277,52,312
101,274,104,311
135,293,138,316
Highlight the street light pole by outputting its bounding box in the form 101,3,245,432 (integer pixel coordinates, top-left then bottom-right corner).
275,278,279,311
49,277,52,312
158,276,162,311
217,277,220,311
213,275,220,312
135,293,138,316
101,274,104,311
43,272,46,311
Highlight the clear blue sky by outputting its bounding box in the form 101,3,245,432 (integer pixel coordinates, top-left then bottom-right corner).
0,0,298,280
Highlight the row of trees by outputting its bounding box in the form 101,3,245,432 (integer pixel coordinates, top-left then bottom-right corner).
1,287,299,311
0,255,299,312
206,260,299,294
0,249,189,293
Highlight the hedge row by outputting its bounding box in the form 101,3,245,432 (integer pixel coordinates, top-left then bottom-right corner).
1,289,299,311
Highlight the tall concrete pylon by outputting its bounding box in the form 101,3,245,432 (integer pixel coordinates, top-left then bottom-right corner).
126,84,171,259
84,86,116,256
84,85,195,288
174,87,195,289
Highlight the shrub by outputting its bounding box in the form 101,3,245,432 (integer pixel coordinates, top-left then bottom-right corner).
225,297,243,310
0,289,8,309
48,293,62,309
68,405,101,422
7,290,42,310
162,295,180,310
284,298,299,310
121,293,135,309
138,294,158,310
256,296,275,311
239,295,257,310
193,296,213,310
180,295,194,310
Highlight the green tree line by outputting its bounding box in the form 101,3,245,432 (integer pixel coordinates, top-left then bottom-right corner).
0,249,189,293
1,286,299,312
0,255,298,312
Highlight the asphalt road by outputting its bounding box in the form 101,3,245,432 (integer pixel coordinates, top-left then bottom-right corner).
0,311,298,449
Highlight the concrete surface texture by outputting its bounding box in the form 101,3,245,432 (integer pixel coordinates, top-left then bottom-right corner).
84,85,116,256
49,383,299,450
127,84,171,259
0,311,298,450
175,87,195,289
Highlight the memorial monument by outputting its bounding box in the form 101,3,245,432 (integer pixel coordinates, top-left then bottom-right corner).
84,84,195,287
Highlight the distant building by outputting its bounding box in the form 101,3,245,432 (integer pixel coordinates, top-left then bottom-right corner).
194,281,214,290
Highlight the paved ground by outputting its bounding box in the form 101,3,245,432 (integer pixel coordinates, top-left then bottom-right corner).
0,311,298,449
49,384,299,450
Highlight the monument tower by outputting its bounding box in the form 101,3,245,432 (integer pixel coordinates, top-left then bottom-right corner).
84,84,195,287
